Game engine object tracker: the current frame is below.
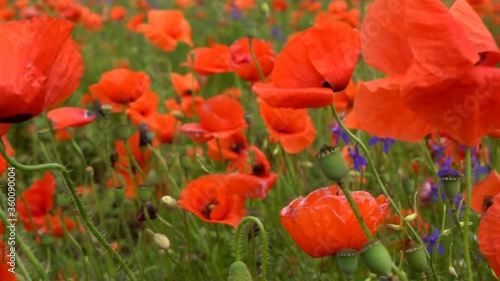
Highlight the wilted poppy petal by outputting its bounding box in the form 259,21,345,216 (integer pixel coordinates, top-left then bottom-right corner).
47,107,97,130
347,77,434,142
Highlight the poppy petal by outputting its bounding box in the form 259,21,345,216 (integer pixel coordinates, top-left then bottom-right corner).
47,107,97,130
252,83,333,109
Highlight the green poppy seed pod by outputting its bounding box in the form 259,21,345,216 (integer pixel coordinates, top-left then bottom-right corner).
56,194,72,208
228,261,252,281
147,170,159,186
441,175,461,199
153,233,170,250
179,154,193,170
337,248,358,276
116,124,134,141
138,185,151,203
360,240,393,277
316,145,348,184
402,178,415,196
115,186,126,203
404,242,428,273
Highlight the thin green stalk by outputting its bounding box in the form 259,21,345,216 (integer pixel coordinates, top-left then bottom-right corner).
0,139,137,281
248,36,266,83
339,184,373,240
391,263,408,281
329,105,425,247
463,147,473,281
234,216,268,281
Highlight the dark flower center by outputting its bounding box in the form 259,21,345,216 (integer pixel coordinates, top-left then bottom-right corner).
0,113,33,123
482,196,494,212
252,164,266,176
201,200,218,219
230,142,245,154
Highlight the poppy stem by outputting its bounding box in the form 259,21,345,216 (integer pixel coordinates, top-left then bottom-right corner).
0,139,138,281
248,37,266,83
234,216,268,281
339,183,374,241
328,105,426,249
463,147,473,281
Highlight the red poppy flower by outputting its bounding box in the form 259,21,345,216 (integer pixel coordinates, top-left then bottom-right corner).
0,263,16,281
280,185,389,258
17,172,56,230
114,131,152,173
151,113,180,144
478,193,500,277
90,68,151,112
252,21,360,109
470,170,500,214
0,136,14,176
347,0,500,146
181,95,247,142
47,107,97,130
178,174,246,228
137,10,193,52
126,13,145,32
171,73,200,95
108,6,126,21
0,16,83,130
207,131,248,162
127,91,159,127
164,95,205,118
226,146,279,199
107,170,145,199
259,99,316,154
183,44,233,75
79,7,103,31
229,38,275,82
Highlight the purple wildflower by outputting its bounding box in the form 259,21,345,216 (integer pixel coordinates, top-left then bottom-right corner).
423,230,444,255
437,157,460,177
329,122,349,145
348,145,368,171
368,137,396,154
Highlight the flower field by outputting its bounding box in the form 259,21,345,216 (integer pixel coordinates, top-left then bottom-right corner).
0,0,499,280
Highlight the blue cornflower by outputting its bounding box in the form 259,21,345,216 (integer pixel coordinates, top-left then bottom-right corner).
471,148,488,181
271,25,285,44
423,230,444,255
431,142,445,163
348,145,368,171
230,5,246,22
437,157,460,177
368,137,396,154
329,122,349,145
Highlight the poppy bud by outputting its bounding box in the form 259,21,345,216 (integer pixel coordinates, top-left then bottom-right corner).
37,128,52,142
153,233,170,250
56,194,72,208
316,145,348,184
115,186,126,203
336,248,358,276
260,3,270,18
116,124,134,141
161,195,178,210
403,213,418,222
147,170,159,186
227,261,252,281
179,154,193,170
138,185,151,203
387,224,403,231
360,240,393,277
404,242,428,273
441,175,461,199
402,178,415,196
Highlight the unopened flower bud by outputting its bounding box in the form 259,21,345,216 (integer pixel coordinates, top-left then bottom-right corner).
316,145,348,184
161,196,178,210
116,124,134,141
147,170,159,186
387,224,404,231
153,233,170,250
179,154,193,170
402,178,415,196
228,261,252,281
404,213,418,222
